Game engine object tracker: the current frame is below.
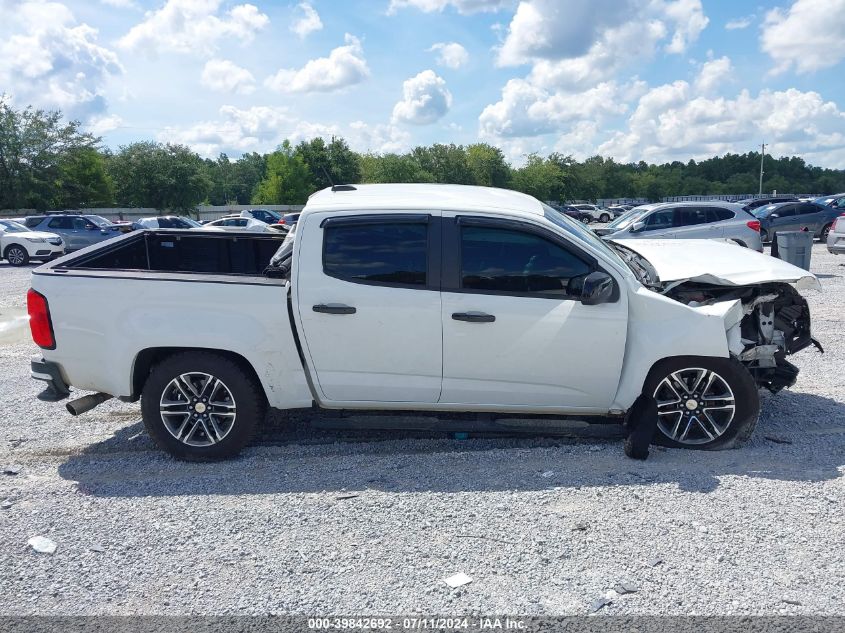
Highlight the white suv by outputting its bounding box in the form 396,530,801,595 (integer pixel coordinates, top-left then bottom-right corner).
573,204,612,223
0,220,64,266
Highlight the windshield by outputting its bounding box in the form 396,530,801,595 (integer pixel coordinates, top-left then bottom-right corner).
542,204,625,266
608,208,647,230
84,215,114,227
175,217,202,228
0,220,28,233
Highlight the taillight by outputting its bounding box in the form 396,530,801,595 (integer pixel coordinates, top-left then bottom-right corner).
833,215,844,231
278,218,286,224
27,289,55,349
746,220,761,232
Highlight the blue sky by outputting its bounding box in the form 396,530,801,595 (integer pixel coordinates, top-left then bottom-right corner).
2,0,844,167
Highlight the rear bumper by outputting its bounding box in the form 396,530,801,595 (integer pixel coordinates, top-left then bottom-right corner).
827,232,845,254
31,355,71,402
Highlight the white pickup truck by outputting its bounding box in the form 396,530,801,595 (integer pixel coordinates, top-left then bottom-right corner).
28,184,821,460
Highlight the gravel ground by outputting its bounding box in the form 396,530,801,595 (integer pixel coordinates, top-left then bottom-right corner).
0,245,843,617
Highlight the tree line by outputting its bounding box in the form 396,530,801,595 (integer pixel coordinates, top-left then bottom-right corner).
2,99,844,214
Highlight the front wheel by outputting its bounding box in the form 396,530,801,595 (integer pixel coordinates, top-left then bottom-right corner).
821,223,832,242
599,213,610,223
644,357,759,450
580,216,590,224
141,351,266,460
4,245,29,266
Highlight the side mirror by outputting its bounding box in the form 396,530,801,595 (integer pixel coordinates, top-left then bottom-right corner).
630,220,646,233
579,271,615,306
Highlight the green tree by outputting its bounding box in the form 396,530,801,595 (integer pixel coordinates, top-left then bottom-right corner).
108,142,211,212
511,154,566,201
253,141,313,204
466,143,511,188
54,147,114,209
0,98,99,210
295,136,362,190
411,144,475,184
359,153,435,183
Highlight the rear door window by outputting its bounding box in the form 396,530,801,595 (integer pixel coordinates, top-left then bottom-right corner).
707,207,735,222
323,221,428,287
674,207,710,226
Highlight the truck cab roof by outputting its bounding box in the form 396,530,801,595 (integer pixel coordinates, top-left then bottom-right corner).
305,184,545,219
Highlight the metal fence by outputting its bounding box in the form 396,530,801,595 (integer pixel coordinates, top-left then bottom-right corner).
660,193,823,203
0,205,305,222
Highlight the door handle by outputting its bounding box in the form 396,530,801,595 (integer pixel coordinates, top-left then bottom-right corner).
313,304,356,315
452,311,495,323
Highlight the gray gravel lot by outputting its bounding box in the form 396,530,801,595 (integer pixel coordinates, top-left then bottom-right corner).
0,245,843,616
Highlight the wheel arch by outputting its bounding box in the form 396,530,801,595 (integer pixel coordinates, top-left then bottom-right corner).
129,347,266,403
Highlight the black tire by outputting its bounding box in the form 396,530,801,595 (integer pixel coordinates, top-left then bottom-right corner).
730,239,747,248
4,244,29,266
599,214,610,223
643,356,759,450
821,223,832,242
141,351,265,460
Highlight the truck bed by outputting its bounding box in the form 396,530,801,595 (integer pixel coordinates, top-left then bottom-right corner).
31,230,313,409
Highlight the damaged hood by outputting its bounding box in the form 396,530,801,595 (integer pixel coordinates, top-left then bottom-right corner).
611,238,821,290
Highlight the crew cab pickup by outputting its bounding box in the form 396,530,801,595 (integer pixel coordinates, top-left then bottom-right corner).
28,184,821,459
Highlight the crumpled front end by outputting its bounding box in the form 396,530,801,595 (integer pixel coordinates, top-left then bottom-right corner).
665,282,819,392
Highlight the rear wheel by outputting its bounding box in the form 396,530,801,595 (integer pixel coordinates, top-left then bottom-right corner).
599,213,610,223
580,216,590,224
4,245,29,266
141,351,265,460
644,357,759,450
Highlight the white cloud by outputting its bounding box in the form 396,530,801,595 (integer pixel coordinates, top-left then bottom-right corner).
597,83,845,167
428,42,469,69
694,56,732,95
158,105,412,157
348,121,412,153
87,113,124,135
497,0,707,69
478,79,626,138
388,0,510,14
118,0,269,56
725,14,754,30
291,2,322,39
265,34,370,93
392,69,453,125
100,0,137,7
201,59,255,94
0,0,122,119
762,0,845,74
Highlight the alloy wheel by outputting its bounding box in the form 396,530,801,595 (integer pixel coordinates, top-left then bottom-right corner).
159,372,237,447
653,367,736,445
7,247,25,265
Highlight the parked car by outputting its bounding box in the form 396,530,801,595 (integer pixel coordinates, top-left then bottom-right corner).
606,206,629,219
203,217,284,233
826,213,845,255
280,212,301,227
0,220,64,266
572,204,611,223
552,204,592,224
24,213,123,252
240,209,284,224
596,202,763,250
812,193,845,210
29,184,819,460
134,216,203,230
737,196,799,212
752,201,842,243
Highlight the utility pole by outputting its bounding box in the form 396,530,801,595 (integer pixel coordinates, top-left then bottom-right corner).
758,143,766,195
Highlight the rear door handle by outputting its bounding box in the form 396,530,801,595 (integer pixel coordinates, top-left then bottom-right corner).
313,304,356,315
452,311,495,323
